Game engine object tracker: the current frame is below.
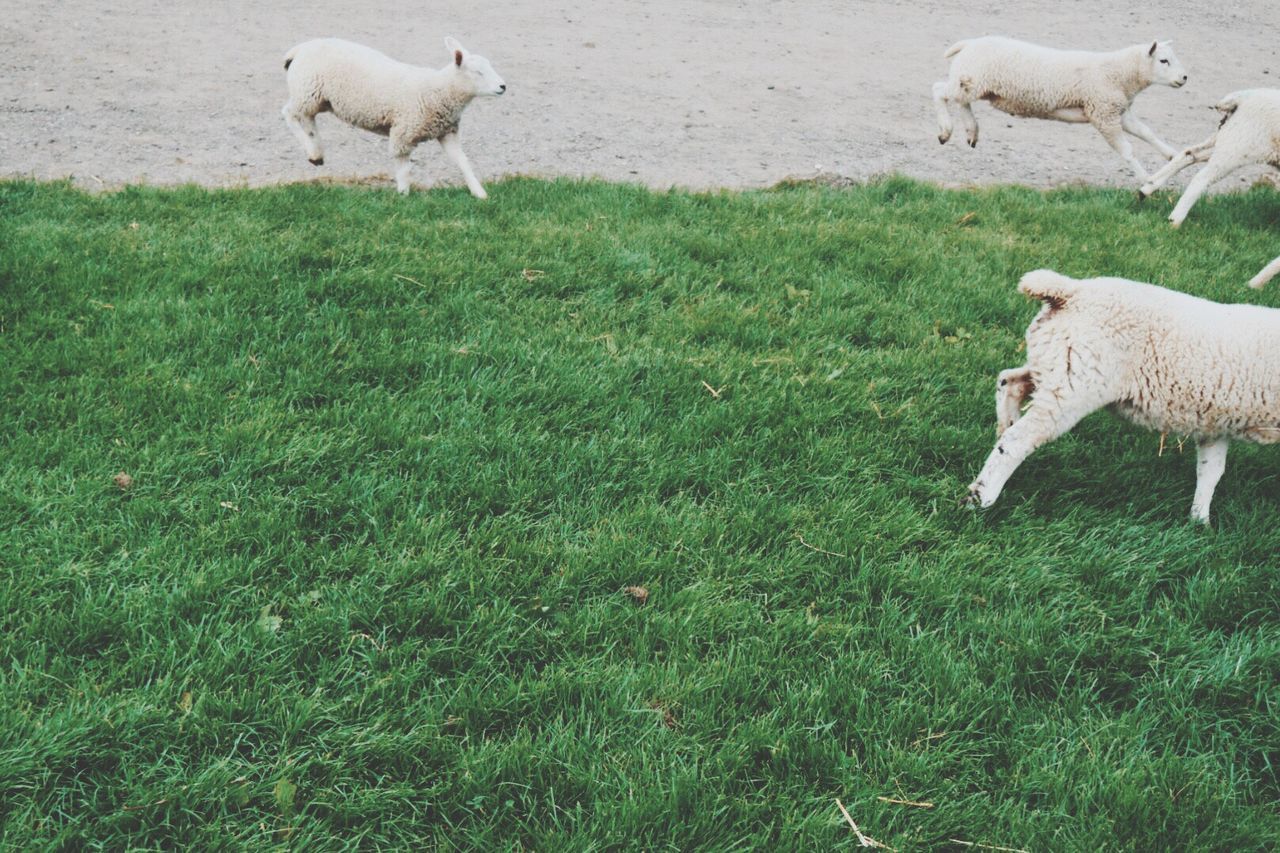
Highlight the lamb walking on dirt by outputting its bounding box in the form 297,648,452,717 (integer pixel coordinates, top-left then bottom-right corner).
282,37,506,197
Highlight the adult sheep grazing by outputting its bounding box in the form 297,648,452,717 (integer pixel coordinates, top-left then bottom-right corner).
967,269,1280,524
1139,89,1280,227
932,37,1188,181
282,37,506,197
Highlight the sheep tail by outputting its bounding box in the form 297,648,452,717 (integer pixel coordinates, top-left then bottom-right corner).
284,47,297,71
1018,269,1081,309
1214,90,1247,127
1215,91,1246,114
944,40,967,60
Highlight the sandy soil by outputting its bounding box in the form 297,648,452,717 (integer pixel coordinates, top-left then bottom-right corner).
1,1,1277,193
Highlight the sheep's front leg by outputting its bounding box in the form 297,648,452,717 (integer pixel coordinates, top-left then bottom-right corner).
996,367,1034,436
1140,136,1215,198
393,155,414,194
1248,254,1280,289
1090,111,1149,181
966,396,1097,508
439,133,487,199
932,81,955,144
1190,438,1229,524
1121,112,1178,159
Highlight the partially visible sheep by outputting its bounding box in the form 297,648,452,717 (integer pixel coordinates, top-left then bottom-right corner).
933,37,1188,180
1250,253,1280,289
282,37,506,197
1139,89,1280,227
967,269,1280,524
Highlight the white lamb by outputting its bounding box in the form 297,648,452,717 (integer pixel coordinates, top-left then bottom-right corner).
282,37,506,197
1138,89,1280,227
933,37,1188,180
967,269,1280,524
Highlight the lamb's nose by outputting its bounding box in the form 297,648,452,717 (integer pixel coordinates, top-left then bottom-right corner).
499,84,507,93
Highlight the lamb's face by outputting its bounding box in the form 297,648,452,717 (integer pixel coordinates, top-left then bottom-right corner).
464,53,507,97
444,37,506,96
1149,42,1188,88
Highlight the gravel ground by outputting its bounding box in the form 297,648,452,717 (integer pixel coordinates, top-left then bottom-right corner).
1,1,1277,192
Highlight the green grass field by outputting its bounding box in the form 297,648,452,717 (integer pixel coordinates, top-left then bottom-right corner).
2,177,1278,849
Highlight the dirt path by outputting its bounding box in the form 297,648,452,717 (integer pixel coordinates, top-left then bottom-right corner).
2,1,1276,192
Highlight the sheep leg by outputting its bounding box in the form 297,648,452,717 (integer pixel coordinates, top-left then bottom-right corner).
1169,154,1250,227
389,129,415,194
1121,112,1178,159
956,101,979,148
1049,107,1089,123
393,155,414,194
1140,136,1216,197
1090,113,1149,181
439,132,488,200
996,367,1034,436
1190,438,1229,524
932,81,955,145
282,101,324,165
1248,254,1280,289
966,395,1097,509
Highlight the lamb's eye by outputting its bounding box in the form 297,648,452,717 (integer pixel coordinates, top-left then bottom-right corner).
1160,59,1169,64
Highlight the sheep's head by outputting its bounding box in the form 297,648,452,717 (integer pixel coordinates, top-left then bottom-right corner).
1148,41,1187,88
445,37,506,96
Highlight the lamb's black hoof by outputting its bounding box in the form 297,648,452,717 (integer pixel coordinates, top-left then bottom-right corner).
309,157,324,166
961,484,987,509
967,140,977,149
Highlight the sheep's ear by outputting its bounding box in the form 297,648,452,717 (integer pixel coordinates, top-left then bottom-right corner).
445,36,465,65
1148,41,1158,56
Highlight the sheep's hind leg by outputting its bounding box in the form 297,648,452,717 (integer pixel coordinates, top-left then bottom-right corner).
440,132,487,199
282,101,324,165
932,81,955,145
1168,153,1251,227
1190,438,1229,524
966,394,1097,509
996,367,1034,436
